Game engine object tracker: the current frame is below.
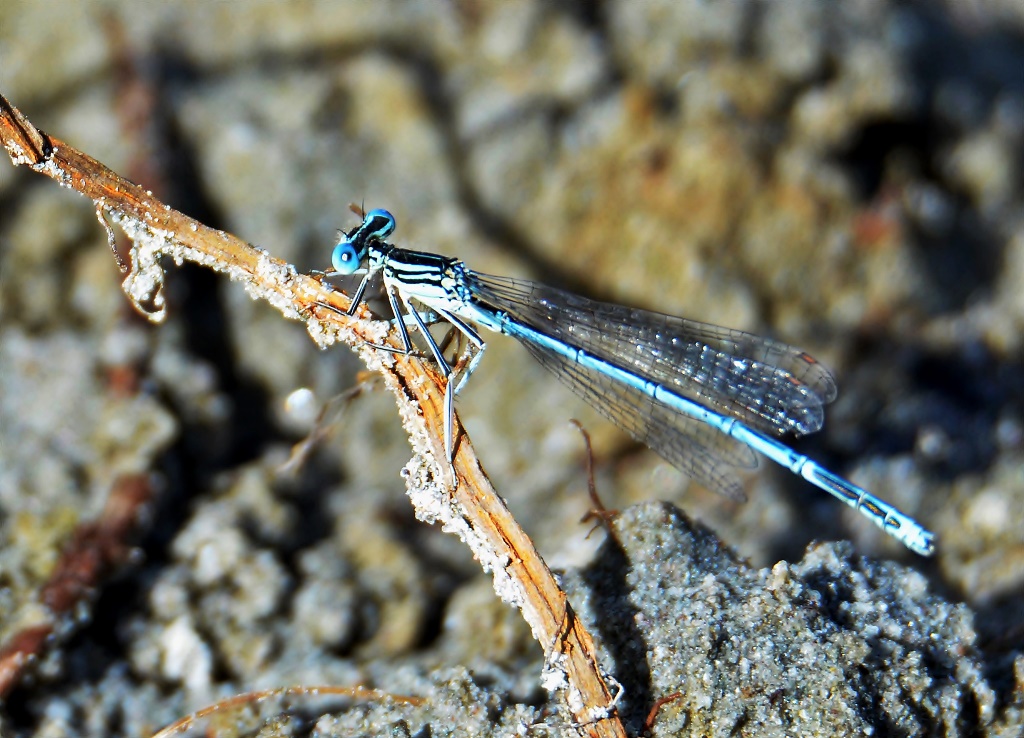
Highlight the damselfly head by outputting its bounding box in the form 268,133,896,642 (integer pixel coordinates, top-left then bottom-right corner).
332,208,397,274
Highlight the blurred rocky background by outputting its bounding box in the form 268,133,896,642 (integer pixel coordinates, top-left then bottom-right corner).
1,1,1022,735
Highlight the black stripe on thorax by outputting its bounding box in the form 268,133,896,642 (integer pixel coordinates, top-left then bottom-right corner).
383,247,459,287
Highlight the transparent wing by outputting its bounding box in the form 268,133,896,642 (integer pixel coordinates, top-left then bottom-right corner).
468,273,837,438
524,337,755,500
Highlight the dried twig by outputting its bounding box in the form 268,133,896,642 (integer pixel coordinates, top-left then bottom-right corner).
0,92,626,737
148,685,424,738
571,419,620,536
0,474,155,698
643,691,683,734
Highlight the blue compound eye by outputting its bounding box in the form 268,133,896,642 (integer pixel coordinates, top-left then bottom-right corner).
363,209,396,240
330,209,395,275
331,239,361,274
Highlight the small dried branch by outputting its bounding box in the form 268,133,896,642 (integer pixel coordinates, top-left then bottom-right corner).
149,685,424,738
0,474,155,698
0,92,626,737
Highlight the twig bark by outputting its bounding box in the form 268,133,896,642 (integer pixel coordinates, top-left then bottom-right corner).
0,92,627,737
